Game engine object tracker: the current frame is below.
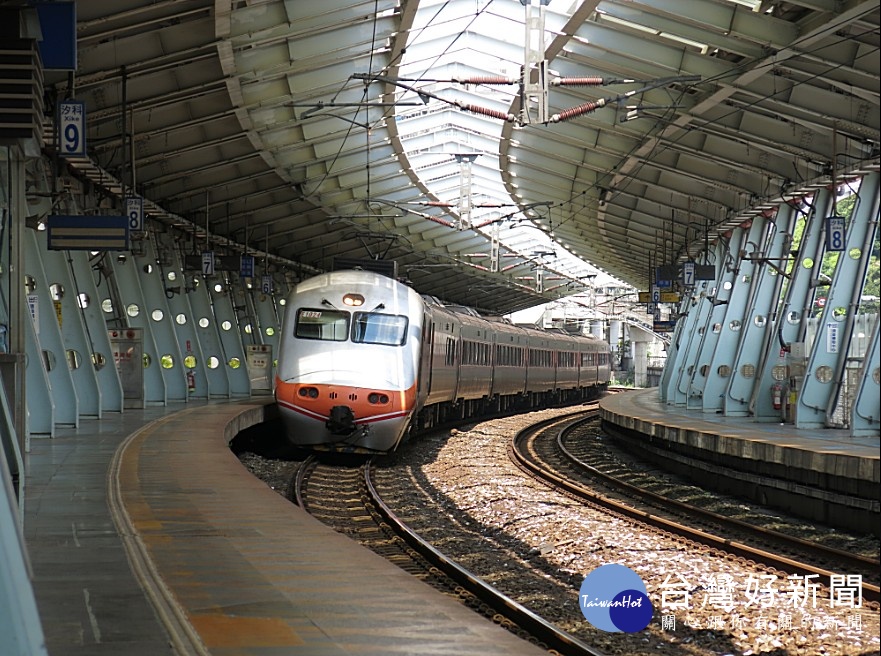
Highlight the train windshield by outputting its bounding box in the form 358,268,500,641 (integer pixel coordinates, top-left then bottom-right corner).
352,312,408,346
294,309,349,341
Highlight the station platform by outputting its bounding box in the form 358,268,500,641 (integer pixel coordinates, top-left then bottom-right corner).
599,388,880,535
23,400,547,656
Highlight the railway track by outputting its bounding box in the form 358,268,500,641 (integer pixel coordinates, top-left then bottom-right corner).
292,455,605,656
510,411,880,604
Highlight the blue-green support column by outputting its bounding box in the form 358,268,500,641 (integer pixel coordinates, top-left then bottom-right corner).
107,253,167,405
751,188,833,421
208,273,250,396
724,204,796,415
134,238,188,401
701,218,769,412
39,245,103,418
668,276,715,406
150,233,208,400
186,271,230,399
686,231,744,410
797,173,880,428
24,229,78,428
851,315,880,436
68,251,124,412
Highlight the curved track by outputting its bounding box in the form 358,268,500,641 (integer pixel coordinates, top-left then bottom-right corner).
293,455,605,656
510,412,880,604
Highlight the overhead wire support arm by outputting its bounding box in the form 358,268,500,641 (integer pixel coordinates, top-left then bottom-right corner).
352,73,517,122
548,74,702,124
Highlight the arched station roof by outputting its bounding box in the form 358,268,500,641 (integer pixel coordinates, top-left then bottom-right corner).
43,0,880,314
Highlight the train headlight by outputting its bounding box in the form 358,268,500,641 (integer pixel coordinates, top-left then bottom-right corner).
342,293,364,307
298,386,319,398
368,393,389,405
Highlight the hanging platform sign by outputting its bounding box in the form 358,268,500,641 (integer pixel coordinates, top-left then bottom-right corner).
825,215,845,252
240,255,255,278
653,320,677,333
47,215,129,250
638,291,681,304
57,100,86,158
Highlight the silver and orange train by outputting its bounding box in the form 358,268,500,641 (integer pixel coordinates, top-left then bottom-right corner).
274,269,611,453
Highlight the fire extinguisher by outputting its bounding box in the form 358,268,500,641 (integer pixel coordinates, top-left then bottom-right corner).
770,382,783,410
186,369,196,394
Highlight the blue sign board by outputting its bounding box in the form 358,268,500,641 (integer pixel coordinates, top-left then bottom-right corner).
653,320,677,333
682,261,695,287
240,255,255,278
825,216,845,252
47,215,128,250
33,1,77,70
202,252,215,275
125,197,143,232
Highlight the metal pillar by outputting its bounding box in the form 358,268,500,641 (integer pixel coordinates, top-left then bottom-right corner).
685,233,743,409
724,204,796,416
797,173,880,428
701,218,768,412
751,188,832,420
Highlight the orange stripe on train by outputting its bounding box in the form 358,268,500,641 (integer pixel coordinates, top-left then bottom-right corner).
275,380,417,422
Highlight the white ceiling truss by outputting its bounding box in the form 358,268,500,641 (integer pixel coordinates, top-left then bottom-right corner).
42,0,880,314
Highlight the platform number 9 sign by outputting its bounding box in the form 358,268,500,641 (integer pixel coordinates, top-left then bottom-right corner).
58,101,86,158
825,216,845,252
126,197,143,232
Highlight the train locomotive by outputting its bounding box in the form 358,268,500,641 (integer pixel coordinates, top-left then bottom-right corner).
274,269,611,453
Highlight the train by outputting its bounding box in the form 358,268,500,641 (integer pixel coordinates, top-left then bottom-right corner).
274,269,611,453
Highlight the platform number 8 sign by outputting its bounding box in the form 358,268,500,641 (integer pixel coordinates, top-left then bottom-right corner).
825,216,845,252
126,197,143,233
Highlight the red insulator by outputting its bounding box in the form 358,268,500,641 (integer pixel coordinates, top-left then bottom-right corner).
462,104,515,121
425,201,452,207
457,76,515,85
550,98,606,122
554,77,604,86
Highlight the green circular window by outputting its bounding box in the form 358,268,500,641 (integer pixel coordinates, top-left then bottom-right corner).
160,354,175,369
228,357,241,369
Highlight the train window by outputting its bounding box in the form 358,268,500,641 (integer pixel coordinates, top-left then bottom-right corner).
296,308,349,341
352,312,408,346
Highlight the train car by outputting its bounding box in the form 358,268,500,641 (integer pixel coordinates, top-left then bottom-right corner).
275,269,610,453
274,270,425,452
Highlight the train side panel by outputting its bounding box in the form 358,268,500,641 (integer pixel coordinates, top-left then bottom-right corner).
456,313,494,401
524,330,556,393
489,321,529,398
